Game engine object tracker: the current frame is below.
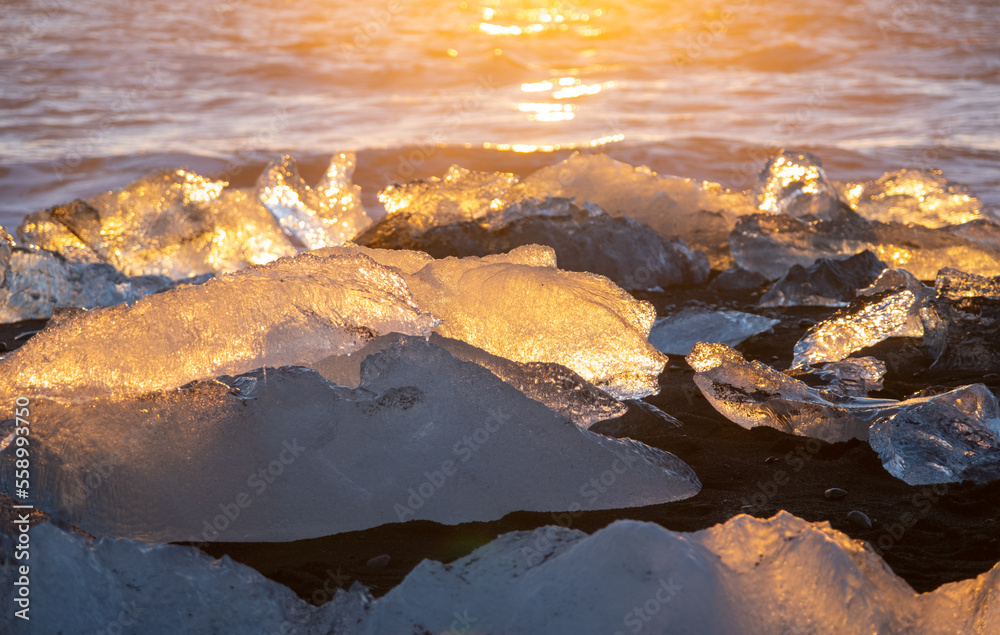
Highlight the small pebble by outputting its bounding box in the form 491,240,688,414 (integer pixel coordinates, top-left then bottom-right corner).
847,510,872,529
366,554,391,569
764,456,780,464
824,488,847,501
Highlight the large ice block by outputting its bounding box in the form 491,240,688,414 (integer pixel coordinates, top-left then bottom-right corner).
308,332,627,428
318,244,668,399
686,342,895,442
852,168,992,228
257,153,372,249
648,307,779,355
0,251,436,403
3,338,700,541
759,250,886,307
754,150,845,219
870,384,1000,485
731,207,1000,280
358,196,710,290
921,268,1000,371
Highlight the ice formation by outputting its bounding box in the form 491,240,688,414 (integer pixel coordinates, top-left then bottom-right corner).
798,357,887,398
364,512,1000,635
257,153,372,249
378,165,519,230
758,250,886,307
849,168,992,228
358,196,709,290
686,342,897,442
316,244,668,399
731,207,1000,281
870,384,1000,485
0,522,365,635
18,170,298,278
921,268,1000,371
648,307,779,355
307,332,627,428
0,251,436,403
4,338,700,541
754,150,845,219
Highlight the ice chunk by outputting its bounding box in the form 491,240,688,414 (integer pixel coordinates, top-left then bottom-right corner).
870,384,1000,485
754,150,844,219
366,511,1000,634
308,332,626,428
759,250,886,307
358,197,710,290
5,338,699,541
0,246,173,322
708,266,769,291
731,207,1000,280
319,244,668,399
0,522,365,634
921,268,1000,371
648,307,779,355
0,251,436,403
802,357,887,398
257,153,372,249
513,152,754,268
853,168,992,228
378,165,518,232
686,342,896,442
16,204,103,263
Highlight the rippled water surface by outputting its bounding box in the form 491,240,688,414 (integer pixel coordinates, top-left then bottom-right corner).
1,0,998,223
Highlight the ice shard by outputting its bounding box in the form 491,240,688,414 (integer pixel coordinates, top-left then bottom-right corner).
758,250,887,307
0,522,366,635
648,307,779,355
257,153,372,249
3,338,700,541
754,150,845,219
851,168,992,228
797,357,887,398
366,512,1000,635
15,204,103,263
869,384,1000,485
307,332,626,428
0,251,437,403
358,196,709,290
318,244,668,399
686,342,896,442
731,206,1000,281
921,268,1000,371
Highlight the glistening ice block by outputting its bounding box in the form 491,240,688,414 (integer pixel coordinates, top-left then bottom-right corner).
0,251,436,403
6,338,700,542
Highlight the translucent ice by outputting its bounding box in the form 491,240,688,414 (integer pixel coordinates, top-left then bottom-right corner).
648,307,779,355
4,338,699,541
257,153,372,249
852,168,992,228
870,384,1000,485
758,250,886,307
731,207,1000,280
358,196,709,290
686,342,896,442
800,357,887,398
365,512,1000,635
308,332,627,428
921,268,1000,371
0,251,436,403
319,244,668,399
0,522,365,635
754,150,844,219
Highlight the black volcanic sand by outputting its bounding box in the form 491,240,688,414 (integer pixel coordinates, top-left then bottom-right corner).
4,280,999,601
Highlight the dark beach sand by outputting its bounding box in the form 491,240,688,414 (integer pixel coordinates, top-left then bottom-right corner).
4,279,998,600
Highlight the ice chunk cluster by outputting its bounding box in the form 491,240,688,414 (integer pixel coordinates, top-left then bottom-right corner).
319,244,668,399
359,196,709,290
5,338,699,541
648,307,779,355
759,250,886,307
870,384,1000,485
0,251,436,403
307,332,626,429
921,268,1000,371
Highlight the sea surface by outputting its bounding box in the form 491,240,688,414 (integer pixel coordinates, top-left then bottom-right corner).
1,0,998,225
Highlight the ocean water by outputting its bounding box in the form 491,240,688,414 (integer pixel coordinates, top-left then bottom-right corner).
1,0,998,225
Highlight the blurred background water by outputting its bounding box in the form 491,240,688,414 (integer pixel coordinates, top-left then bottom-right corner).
1,0,998,224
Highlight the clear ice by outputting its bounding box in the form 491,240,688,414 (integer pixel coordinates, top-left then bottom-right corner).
870,384,1000,485
2,338,700,541
648,307,779,355
849,168,993,228
758,250,886,307
754,150,844,219
0,251,436,403
921,268,1000,371
257,153,372,249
